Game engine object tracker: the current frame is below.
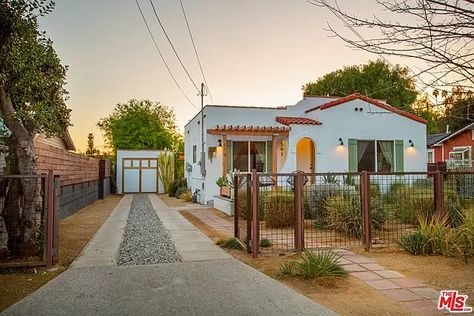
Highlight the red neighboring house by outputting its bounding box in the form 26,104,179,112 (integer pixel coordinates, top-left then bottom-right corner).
427,123,474,168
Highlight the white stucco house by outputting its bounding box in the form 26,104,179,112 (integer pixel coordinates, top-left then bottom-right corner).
184,93,427,213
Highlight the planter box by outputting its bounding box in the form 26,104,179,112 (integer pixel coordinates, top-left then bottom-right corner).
220,186,232,198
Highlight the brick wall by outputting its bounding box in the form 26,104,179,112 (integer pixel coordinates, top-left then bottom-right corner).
35,141,99,186
34,140,111,218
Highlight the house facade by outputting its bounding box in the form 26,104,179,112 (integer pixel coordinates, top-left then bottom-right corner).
184,93,427,210
427,123,474,168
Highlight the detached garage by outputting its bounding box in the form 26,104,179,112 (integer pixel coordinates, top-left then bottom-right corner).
116,150,165,194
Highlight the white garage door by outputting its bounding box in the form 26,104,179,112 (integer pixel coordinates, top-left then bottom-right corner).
122,158,159,193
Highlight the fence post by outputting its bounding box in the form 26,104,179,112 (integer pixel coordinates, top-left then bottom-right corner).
46,170,54,268
434,171,445,216
361,171,371,252
246,173,252,253
53,175,60,264
251,169,259,258
98,159,105,199
233,175,239,239
294,172,304,251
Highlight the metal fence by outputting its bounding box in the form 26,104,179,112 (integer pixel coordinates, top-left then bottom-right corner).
234,170,474,257
0,171,58,267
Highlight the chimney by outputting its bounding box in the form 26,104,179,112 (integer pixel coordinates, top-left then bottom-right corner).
446,125,450,133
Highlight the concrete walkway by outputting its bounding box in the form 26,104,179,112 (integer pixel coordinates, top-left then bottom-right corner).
2,194,335,316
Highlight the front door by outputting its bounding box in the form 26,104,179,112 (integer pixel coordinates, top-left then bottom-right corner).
296,138,315,173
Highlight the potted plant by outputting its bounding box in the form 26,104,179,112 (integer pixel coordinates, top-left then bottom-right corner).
216,176,231,198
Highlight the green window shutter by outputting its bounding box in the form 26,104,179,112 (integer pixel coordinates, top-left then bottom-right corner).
266,141,273,173
348,139,358,172
395,140,404,172
226,140,232,174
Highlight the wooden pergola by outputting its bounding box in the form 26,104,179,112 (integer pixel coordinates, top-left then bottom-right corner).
207,125,290,176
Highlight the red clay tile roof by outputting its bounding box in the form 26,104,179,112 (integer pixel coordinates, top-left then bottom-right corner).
276,116,322,126
305,93,427,125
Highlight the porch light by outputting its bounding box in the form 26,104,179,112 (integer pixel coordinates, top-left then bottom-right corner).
409,140,414,147
217,139,222,147
338,138,344,146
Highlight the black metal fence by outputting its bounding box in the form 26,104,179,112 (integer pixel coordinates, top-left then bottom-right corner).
0,173,58,267
234,170,474,257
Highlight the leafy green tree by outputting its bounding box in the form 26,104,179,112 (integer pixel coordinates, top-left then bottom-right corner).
303,60,418,111
434,87,474,133
0,1,70,255
98,99,180,152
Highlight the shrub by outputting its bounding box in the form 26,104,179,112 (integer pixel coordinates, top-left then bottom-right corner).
388,184,435,225
216,238,243,250
324,195,390,238
264,192,294,228
175,186,188,199
180,190,192,202
399,231,429,255
280,250,347,279
169,178,187,197
260,238,272,248
458,208,474,257
307,183,356,228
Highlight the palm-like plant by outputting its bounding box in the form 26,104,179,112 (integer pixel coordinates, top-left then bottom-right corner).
158,150,174,193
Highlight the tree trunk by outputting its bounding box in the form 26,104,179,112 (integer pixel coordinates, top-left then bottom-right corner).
0,87,42,257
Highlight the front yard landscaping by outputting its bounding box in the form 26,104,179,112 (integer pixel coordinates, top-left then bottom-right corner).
0,195,122,311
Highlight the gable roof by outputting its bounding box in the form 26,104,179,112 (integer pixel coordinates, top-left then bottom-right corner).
432,122,474,146
276,116,322,126
427,132,451,147
304,93,427,125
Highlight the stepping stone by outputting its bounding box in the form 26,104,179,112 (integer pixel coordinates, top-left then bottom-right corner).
333,249,353,255
383,289,424,302
337,257,352,265
409,287,440,300
343,264,366,272
402,300,441,315
365,279,401,290
360,263,384,271
342,255,375,264
391,277,426,288
374,270,405,279
350,271,383,281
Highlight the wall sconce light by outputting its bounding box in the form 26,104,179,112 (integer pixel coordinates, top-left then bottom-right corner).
338,138,344,146
409,140,414,147
217,139,222,147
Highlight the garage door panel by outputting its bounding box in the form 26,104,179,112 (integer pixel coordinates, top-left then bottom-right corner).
124,169,140,193
141,169,157,192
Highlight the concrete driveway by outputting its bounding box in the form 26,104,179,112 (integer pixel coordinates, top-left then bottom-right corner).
2,194,335,316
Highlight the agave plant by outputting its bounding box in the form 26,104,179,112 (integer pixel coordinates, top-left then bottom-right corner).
280,250,347,279
158,150,174,193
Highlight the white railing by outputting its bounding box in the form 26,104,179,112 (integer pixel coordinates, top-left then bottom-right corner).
446,159,474,171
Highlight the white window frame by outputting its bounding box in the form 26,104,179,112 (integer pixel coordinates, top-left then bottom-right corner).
427,149,435,163
231,140,270,173
449,146,472,163
357,139,396,172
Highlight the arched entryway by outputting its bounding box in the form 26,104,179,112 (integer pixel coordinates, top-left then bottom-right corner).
296,137,315,173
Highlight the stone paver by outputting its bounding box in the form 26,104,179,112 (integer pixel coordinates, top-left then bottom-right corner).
342,263,366,272
359,263,384,270
391,277,426,288
341,254,375,264
350,271,383,281
409,287,441,300
383,289,424,302
374,269,405,279
402,300,442,315
366,279,402,290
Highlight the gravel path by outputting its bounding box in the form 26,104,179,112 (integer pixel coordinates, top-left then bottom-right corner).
118,194,181,265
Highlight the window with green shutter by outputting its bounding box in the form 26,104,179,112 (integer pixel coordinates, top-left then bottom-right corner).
348,139,358,172
266,141,273,172
395,140,404,172
226,140,232,174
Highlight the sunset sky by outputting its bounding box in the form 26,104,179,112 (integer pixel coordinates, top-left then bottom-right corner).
40,0,416,152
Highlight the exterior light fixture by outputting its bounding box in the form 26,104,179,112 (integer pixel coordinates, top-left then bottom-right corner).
409,140,414,147
217,139,222,147
338,138,344,146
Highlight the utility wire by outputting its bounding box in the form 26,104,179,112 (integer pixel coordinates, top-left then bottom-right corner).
149,0,201,94
178,0,214,103
135,0,199,110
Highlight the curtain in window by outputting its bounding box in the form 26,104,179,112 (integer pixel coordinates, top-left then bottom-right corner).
357,141,369,163
250,142,266,172
378,141,394,172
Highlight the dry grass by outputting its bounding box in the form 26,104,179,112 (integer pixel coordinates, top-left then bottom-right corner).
0,195,122,311
181,210,413,316
354,247,474,299
159,194,186,207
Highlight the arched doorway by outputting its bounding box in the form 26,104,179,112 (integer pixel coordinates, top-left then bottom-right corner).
296,138,315,173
